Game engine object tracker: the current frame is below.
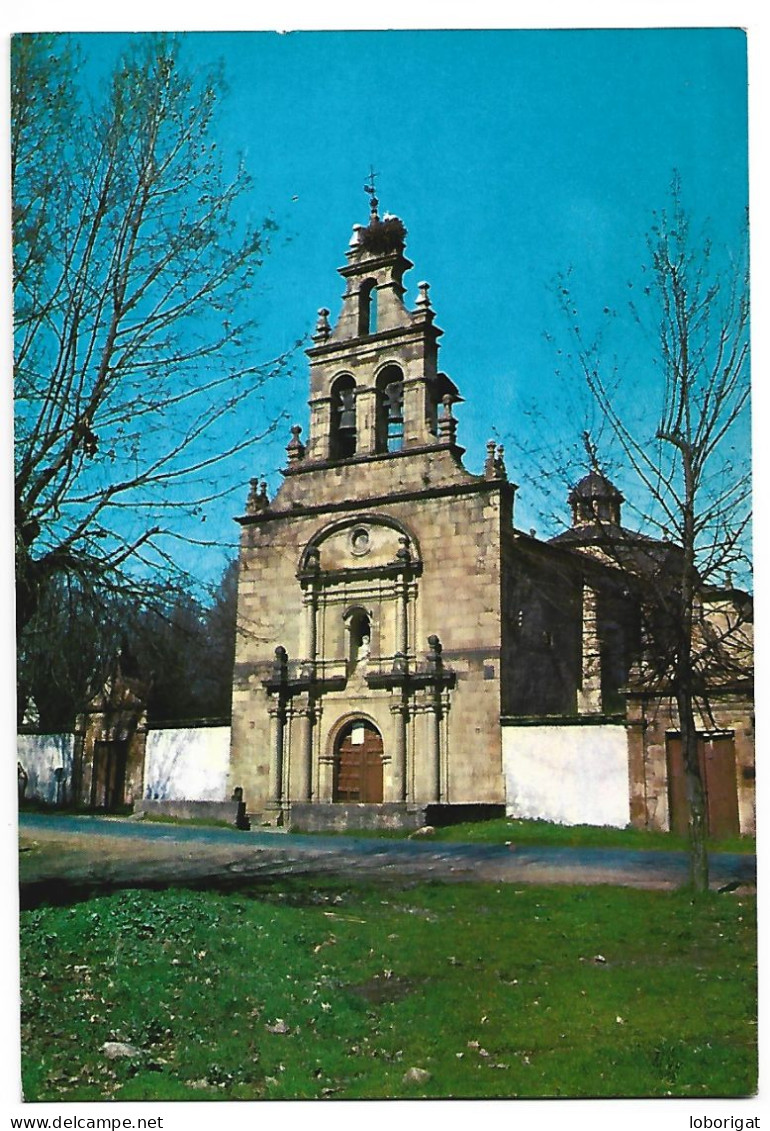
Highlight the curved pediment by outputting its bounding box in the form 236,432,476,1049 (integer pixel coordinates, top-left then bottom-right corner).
299,514,421,574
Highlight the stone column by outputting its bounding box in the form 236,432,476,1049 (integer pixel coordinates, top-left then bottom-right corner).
426,698,441,803
394,580,408,660
294,703,314,802
394,537,411,663
268,703,285,806
388,700,408,802
577,582,603,715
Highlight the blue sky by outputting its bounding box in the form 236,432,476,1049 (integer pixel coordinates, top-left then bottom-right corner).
40,28,753,578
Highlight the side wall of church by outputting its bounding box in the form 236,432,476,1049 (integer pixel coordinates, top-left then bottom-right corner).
500,534,642,720
500,534,583,717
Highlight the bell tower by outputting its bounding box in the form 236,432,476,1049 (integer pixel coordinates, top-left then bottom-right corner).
232,187,512,831
302,182,461,464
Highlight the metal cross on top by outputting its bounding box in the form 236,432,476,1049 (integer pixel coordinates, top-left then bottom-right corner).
364,166,379,197
364,166,379,216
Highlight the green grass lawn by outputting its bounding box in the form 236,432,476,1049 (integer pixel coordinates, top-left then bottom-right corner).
298,817,755,854
19,879,756,1101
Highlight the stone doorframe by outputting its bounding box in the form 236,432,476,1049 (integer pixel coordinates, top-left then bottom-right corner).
322,711,390,803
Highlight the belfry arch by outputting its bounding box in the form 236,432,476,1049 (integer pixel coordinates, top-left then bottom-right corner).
329,373,357,459
358,278,377,336
375,364,405,453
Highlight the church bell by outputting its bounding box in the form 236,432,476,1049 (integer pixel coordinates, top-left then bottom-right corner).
337,387,357,434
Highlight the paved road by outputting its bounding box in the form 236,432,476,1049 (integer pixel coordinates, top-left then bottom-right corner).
18,813,756,906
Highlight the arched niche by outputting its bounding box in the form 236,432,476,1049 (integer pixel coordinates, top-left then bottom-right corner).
343,606,373,669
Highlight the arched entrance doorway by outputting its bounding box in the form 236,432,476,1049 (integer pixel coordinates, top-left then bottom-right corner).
333,719,384,803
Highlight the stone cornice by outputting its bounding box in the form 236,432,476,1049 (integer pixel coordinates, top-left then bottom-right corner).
306,321,441,361
237,475,514,526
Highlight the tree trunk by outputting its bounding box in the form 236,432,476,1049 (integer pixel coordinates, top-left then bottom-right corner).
677,682,709,892
678,448,709,893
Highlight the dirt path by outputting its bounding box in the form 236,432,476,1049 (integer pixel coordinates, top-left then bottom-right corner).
18,815,756,906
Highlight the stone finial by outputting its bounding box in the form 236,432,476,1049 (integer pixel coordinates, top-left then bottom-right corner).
483,439,507,480
349,224,365,248
427,634,443,672
246,477,270,514
438,395,457,446
286,424,306,463
484,439,497,479
396,535,412,565
415,281,432,310
272,646,289,681
246,477,260,514
305,545,321,572
313,308,331,342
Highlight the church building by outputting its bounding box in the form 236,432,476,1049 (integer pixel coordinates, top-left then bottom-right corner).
229,192,646,831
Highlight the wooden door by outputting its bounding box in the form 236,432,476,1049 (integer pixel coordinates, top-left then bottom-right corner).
702,735,740,839
666,733,739,838
91,740,128,810
334,721,384,803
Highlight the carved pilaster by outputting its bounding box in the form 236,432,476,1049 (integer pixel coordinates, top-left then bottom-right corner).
318,752,335,802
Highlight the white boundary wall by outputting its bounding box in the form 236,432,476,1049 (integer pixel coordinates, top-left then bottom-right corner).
503,723,630,828
143,726,231,802
17,733,75,804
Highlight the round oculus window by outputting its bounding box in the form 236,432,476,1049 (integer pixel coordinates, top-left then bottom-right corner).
349,526,371,556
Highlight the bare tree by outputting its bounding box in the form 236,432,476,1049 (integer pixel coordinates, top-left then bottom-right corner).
13,33,291,636
17,558,240,731
555,178,751,891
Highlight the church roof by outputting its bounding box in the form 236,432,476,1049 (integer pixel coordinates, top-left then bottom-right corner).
550,521,684,578
568,469,624,504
